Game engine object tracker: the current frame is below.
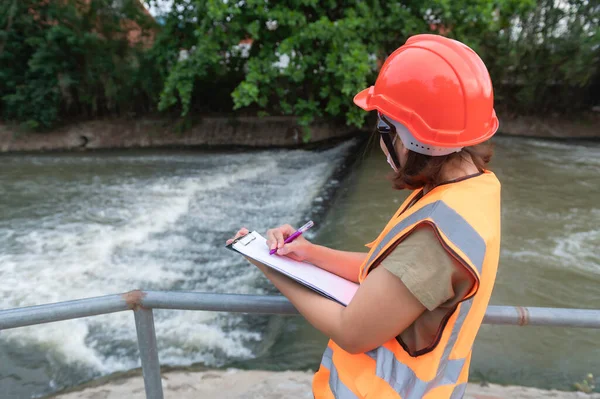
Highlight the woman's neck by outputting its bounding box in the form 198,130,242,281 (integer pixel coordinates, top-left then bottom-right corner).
423,154,480,195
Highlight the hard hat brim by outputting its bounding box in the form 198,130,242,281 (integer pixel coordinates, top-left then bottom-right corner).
353,87,373,110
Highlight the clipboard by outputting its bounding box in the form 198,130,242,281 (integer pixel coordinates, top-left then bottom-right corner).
227,231,359,306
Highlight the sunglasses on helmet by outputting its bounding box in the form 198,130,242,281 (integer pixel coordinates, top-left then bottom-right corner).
377,113,401,169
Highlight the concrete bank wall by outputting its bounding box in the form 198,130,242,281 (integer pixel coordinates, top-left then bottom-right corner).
0,116,358,152
498,112,599,140
1,113,598,153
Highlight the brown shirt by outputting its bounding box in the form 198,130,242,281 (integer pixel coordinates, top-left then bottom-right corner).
379,225,475,356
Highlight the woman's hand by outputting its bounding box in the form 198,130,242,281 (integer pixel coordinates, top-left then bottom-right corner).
225,224,314,262
266,224,314,262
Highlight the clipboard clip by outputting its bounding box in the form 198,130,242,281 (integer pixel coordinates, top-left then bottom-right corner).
231,232,256,246
226,231,259,252
239,233,256,246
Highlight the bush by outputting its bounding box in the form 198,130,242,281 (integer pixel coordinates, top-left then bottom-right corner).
157,0,599,127
0,0,159,130
2,0,598,130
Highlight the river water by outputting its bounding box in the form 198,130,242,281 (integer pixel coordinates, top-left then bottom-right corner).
0,137,598,398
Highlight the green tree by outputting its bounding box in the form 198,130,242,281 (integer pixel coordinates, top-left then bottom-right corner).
484,0,600,114
157,1,429,128
2,0,597,131
0,0,159,130
157,0,599,128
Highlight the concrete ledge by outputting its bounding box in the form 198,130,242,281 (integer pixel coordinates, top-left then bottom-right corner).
0,116,359,153
1,112,598,153
46,369,599,399
498,112,600,140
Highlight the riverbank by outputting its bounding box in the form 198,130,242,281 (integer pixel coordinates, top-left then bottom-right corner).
46,368,600,399
1,112,598,153
0,116,358,152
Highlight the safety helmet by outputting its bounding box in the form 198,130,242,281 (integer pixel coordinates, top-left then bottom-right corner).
354,34,499,156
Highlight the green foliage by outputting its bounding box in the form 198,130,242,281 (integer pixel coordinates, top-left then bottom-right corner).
0,0,159,130
1,0,598,131
476,0,600,114
144,0,246,118
158,1,428,128
157,0,599,129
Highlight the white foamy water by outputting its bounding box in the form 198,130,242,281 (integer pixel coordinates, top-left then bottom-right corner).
500,207,600,275
0,142,355,397
493,138,600,276
2,136,598,397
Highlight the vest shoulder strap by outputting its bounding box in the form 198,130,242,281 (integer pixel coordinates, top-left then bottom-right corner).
361,199,487,286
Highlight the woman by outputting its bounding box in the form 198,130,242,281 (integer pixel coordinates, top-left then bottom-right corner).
227,34,501,399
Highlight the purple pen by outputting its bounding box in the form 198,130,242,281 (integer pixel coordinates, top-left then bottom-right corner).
269,220,314,255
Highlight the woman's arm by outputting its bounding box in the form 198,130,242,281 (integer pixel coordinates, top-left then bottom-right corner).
246,257,425,354
303,245,366,283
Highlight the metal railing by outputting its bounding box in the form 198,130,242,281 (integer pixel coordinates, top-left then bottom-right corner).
1,290,599,399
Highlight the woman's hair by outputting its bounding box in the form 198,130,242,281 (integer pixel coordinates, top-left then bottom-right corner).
390,142,494,190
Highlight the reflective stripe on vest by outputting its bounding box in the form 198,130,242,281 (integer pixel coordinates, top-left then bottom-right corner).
320,301,473,398
361,201,486,280
321,347,360,399
450,383,468,399
362,300,473,398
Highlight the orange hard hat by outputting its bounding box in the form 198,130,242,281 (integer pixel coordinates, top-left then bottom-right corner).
354,34,499,149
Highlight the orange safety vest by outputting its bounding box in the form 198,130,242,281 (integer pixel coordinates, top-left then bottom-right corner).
313,171,501,399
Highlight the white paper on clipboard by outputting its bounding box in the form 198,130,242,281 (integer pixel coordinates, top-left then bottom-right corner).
228,231,359,306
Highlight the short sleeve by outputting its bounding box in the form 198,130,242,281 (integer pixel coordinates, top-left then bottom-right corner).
379,225,468,311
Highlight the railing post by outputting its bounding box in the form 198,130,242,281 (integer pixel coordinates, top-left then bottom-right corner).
134,308,164,399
